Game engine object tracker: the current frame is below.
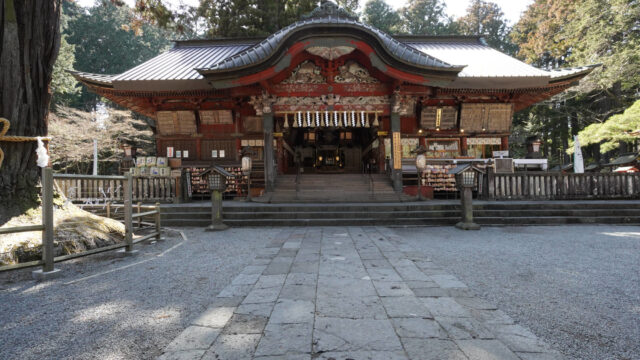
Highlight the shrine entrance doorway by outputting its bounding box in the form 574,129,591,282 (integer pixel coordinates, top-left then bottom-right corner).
284,127,378,173
278,110,382,175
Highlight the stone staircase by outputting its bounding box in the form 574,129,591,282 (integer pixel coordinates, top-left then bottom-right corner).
259,173,408,203
160,200,640,227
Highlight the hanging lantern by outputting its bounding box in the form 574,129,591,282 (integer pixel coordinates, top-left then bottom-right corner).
284,113,289,129
373,112,379,127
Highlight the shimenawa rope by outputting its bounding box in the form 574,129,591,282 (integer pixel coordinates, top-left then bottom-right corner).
0,117,52,169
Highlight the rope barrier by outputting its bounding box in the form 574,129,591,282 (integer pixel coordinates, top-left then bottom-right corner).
0,117,52,169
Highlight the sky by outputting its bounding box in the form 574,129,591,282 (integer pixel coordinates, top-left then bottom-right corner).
76,0,533,25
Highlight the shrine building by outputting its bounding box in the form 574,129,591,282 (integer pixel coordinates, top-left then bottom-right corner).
71,1,595,199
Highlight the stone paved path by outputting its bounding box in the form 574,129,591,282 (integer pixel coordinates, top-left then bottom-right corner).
158,227,563,360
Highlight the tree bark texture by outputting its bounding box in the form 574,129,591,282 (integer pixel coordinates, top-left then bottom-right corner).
0,0,61,206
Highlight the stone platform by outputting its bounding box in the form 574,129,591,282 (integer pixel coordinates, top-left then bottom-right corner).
157,227,562,360
161,200,640,227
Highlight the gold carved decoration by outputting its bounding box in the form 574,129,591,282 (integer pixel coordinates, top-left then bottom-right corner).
306,46,355,60
282,60,326,84
334,60,379,84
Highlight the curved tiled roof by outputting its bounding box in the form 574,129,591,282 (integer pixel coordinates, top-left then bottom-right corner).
199,14,463,74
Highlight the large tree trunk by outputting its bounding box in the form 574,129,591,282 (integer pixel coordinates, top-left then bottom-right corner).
0,0,61,210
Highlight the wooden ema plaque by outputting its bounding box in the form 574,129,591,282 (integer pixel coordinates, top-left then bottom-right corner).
393,132,402,169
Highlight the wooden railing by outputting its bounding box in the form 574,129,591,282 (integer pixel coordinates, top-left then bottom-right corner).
54,173,176,203
485,172,640,200
0,169,163,277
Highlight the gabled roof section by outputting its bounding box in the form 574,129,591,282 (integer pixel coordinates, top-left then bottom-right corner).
197,1,463,76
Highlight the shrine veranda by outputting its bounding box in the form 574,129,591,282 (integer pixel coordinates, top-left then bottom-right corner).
71,2,595,200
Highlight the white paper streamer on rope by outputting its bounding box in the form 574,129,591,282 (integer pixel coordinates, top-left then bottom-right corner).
296,111,301,127
325,111,329,127
36,137,50,168
343,111,347,127
351,111,355,127
373,112,379,127
334,111,338,127
315,111,320,127
306,111,311,127
284,113,289,129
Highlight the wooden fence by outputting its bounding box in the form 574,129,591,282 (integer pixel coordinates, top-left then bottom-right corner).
484,172,640,200
54,173,176,203
0,168,163,277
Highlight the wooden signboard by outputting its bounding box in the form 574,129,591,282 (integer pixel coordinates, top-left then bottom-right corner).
460,103,513,132
200,110,233,125
420,106,457,129
156,111,197,135
393,132,402,169
176,111,197,134
243,116,263,133
156,111,175,135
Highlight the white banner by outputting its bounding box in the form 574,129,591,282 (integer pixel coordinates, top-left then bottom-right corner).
574,135,584,173
467,137,501,145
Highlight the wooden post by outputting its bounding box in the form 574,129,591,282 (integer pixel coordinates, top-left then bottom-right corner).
390,112,403,192
106,201,111,219
32,167,60,280
263,112,275,192
155,202,161,241
42,167,54,272
124,172,134,253
137,201,142,229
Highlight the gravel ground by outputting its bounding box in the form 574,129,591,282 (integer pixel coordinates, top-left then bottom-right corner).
0,227,279,360
392,225,640,360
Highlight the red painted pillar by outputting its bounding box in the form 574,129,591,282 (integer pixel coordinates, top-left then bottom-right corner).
460,137,468,156
501,136,509,151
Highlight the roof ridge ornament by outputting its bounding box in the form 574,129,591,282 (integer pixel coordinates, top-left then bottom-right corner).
302,0,357,21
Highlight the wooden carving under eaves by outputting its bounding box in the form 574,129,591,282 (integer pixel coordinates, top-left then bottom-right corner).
391,91,416,116
249,92,277,116
460,103,513,132
421,106,458,129
282,60,326,84
306,46,355,60
334,61,379,84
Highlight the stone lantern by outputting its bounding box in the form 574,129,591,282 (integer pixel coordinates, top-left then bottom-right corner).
203,166,233,231
449,164,481,230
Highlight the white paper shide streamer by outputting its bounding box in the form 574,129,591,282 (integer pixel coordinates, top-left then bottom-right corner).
36,137,49,168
